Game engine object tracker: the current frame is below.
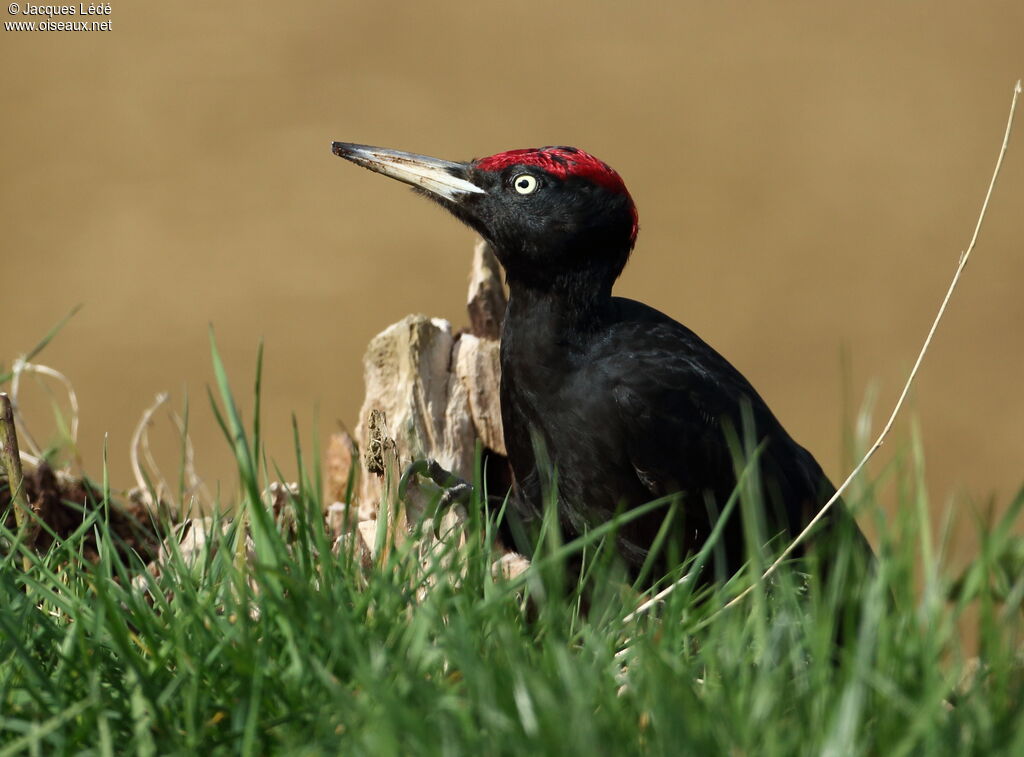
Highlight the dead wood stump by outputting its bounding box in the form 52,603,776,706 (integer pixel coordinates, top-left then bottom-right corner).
325,239,525,578
347,239,509,517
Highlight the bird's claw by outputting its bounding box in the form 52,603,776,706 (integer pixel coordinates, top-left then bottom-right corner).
438,481,474,510
399,458,476,538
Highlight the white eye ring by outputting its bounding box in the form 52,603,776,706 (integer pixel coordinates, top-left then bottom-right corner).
512,174,539,195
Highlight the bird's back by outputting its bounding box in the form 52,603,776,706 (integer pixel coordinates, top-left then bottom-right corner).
500,296,870,578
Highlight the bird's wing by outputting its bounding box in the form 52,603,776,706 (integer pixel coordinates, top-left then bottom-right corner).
608,330,754,499
604,299,829,537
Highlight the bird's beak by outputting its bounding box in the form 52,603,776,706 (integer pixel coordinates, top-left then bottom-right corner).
331,142,485,202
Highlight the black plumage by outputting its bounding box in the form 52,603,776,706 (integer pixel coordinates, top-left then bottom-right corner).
332,142,871,582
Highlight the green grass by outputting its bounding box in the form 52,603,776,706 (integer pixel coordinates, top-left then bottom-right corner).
2,344,1023,756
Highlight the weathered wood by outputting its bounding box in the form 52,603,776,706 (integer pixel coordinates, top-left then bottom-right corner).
452,334,505,456
355,241,509,512
0,393,33,549
345,239,525,576
467,239,507,340
139,242,522,587
356,315,475,514
463,241,506,453
324,426,357,508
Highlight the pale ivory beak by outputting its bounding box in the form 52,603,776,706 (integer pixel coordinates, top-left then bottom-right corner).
332,142,485,201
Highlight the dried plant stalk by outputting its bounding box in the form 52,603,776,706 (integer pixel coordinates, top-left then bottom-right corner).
629,79,1022,622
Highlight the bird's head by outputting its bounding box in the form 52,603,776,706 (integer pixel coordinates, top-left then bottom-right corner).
332,142,638,293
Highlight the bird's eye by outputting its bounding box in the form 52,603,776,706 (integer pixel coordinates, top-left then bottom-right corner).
512,174,539,195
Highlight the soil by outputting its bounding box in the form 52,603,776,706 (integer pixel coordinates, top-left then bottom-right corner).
1,463,168,565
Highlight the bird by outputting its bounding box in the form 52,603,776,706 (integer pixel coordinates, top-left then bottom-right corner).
331,141,871,585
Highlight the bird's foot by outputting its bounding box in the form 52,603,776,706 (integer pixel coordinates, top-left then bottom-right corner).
399,458,475,537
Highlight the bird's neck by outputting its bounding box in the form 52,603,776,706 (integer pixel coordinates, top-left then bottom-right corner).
503,271,614,352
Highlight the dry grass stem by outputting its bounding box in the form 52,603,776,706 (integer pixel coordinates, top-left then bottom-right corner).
168,408,209,514
719,79,1023,612
9,358,81,464
130,392,172,507
630,79,1022,621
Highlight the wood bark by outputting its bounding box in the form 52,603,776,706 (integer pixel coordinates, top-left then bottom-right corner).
352,239,509,518
326,239,521,572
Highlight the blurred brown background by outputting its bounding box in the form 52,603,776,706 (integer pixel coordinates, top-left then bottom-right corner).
1,2,1021,565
